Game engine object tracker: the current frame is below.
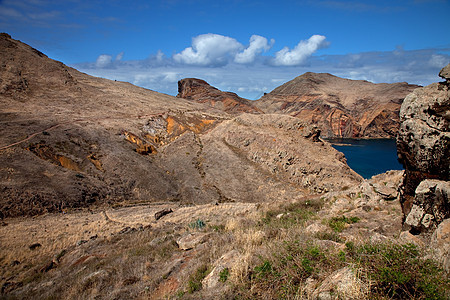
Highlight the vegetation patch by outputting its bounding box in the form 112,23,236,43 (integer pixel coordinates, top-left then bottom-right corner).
240,239,449,299
187,265,209,293
189,219,206,230
328,215,360,232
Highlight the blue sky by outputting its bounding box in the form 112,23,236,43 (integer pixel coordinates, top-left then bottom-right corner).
1,0,449,99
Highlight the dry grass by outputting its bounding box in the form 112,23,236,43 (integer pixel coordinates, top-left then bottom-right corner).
1,189,448,299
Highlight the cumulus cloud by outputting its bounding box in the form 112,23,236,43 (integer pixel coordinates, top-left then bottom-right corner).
234,35,274,64
76,33,449,100
95,54,112,68
173,33,243,66
273,35,328,66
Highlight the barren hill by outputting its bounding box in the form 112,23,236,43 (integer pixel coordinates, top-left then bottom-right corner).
254,72,420,138
177,78,262,114
0,33,360,218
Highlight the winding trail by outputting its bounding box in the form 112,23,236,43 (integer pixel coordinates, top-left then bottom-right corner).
0,112,166,151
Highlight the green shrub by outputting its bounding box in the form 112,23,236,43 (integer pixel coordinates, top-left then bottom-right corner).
351,243,449,299
187,265,209,293
189,219,206,230
328,215,360,232
219,268,229,282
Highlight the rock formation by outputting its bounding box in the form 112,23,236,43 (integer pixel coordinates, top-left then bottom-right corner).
0,33,360,218
177,78,262,114
397,63,449,236
254,72,420,138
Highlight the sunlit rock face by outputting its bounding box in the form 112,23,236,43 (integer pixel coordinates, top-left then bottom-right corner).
254,72,420,138
397,63,450,234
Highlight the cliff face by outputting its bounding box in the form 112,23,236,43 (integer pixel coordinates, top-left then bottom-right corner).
397,64,450,235
0,33,361,218
254,72,420,138
177,78,262,114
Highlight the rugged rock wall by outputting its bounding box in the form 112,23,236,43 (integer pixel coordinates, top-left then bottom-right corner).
254,72,420,138
177,78,262,114
397,64,449,234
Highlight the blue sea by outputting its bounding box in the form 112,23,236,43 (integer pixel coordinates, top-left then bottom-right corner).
327,138,404,179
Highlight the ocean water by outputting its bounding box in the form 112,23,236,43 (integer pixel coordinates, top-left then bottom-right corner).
327,138,404,179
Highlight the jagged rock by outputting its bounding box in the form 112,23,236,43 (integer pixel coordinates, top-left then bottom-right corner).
397,64,449,233
154,208,173,220
254,72,419,138
439,63,450,82
405,180,449,231
430,218,450,271
305,223,329,235
176,232,209,250
202,250,240,289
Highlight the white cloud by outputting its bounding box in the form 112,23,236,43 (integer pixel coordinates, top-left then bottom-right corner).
95,54,112,68
234,35,274,64
76,34,449,100
173,33,243,66
115,51,124,61
163,72,179,83
273,35,328,66
155,50,165,62
428,54,448,68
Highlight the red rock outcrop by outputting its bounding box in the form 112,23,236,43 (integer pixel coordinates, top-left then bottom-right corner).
254,72,420,138
177,78,263,114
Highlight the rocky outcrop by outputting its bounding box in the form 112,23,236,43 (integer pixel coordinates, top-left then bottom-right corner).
254,72,420,138
177,78,262,114
397,64,449,235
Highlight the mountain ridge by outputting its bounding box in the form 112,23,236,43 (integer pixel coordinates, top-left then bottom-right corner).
177,72,420,138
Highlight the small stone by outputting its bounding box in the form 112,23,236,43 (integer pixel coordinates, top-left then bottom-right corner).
76,240,88,246
154,208,173,220
405,205,425,227
10,260,20,267
176,232,209,250
399,231,425,247
29,243,42,250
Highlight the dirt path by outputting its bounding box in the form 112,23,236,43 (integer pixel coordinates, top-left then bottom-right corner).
0,202,257,267
0,112,167,151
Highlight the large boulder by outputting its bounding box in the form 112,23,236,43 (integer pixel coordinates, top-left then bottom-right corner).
397,64,450,234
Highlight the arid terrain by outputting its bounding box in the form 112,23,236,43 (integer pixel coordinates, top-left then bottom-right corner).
0,33,448,299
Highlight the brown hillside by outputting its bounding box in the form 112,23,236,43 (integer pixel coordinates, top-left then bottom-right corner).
0,33,360,218
254,72,420,138
177,78,263,114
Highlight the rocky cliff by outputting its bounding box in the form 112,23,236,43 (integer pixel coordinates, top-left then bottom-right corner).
177,78,262,114
397,64,449,233
397,64,449,270
0,33,361,218
254,72,420,138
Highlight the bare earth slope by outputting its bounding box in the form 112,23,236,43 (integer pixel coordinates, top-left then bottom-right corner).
0,33,360,218
254,72,420,138
177,78,262,114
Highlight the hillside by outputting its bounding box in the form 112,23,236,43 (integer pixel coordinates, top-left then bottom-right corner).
0,33,360,218
177,78,262,114
0,33,448,299
254,72,420,138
